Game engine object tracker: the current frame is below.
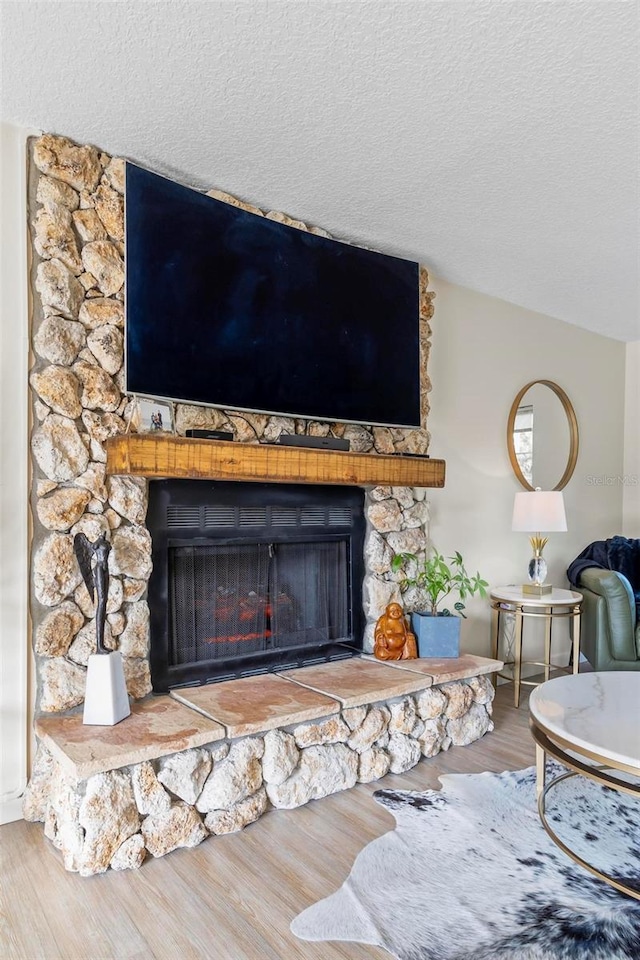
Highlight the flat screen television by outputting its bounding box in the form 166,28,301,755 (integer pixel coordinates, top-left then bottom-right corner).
125,163,422,428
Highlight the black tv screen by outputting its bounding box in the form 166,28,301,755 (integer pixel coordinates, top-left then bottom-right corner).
125,164,421,428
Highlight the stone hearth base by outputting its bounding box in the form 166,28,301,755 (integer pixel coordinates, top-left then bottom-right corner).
24,655,501,875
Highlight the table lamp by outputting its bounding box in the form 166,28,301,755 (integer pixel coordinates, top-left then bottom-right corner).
512,489,567,596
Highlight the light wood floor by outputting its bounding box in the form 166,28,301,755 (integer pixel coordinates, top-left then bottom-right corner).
1,687,534,960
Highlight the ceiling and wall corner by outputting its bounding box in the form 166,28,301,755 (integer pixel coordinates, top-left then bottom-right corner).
0,1,637,342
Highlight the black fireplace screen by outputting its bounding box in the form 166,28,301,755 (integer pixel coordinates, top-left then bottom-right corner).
147,480,365,690
169,540,349,664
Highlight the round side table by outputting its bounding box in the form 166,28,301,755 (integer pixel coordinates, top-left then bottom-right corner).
489,586,582,707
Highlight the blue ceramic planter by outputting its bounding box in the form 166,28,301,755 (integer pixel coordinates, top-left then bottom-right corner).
411,613,461,658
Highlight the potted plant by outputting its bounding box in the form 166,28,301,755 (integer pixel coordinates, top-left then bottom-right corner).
390,549,488,658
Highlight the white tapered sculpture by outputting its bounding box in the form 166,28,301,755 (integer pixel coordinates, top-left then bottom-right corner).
83,650,130,725
74,533,131,726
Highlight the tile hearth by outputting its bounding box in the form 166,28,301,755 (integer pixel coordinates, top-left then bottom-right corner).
368,652,503,684
171,673,341,738
35,696,226,780
36,655,502,780
282,656,439,707
26,654,502,876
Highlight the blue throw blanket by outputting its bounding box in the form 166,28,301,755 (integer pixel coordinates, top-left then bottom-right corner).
567,536,640,619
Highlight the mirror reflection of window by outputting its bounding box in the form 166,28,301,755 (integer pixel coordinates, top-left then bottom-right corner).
513,404,533,485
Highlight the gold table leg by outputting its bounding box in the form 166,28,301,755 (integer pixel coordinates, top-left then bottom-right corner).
490,603,500,690
543,606,552,682
536,743,546,800
572,606,580,674
513,605,523,708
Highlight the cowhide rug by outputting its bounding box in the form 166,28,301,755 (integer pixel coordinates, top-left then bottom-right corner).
291,765,640,959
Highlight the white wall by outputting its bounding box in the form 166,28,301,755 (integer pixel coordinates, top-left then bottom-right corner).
426,277,626,665
0,122,34,823
623,340,640,536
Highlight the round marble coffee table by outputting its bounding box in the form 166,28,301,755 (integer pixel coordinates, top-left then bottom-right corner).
529,672,640,899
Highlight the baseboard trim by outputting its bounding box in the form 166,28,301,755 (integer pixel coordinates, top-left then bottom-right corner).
1,794,25,825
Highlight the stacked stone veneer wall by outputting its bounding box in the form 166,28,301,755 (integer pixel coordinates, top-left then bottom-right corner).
27,133,435,715
24,676,494,875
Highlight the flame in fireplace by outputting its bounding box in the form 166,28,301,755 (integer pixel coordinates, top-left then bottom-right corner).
202,590,293,645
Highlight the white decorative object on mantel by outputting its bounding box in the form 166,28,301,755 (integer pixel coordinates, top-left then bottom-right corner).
83,651,130,726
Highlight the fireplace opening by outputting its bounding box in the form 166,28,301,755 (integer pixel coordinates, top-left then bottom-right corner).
147,480,365,691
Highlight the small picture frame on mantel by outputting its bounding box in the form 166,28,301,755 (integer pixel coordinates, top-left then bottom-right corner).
128,397,175,435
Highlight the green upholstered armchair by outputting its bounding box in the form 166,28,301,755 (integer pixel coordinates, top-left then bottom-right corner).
576,568,640,671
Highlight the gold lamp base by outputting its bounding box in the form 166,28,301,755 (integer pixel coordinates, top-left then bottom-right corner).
522,583,553,596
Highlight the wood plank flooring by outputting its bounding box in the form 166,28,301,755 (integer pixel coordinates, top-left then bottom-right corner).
1,687,534,960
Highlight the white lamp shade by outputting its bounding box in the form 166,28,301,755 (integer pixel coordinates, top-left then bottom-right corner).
512,490,567,532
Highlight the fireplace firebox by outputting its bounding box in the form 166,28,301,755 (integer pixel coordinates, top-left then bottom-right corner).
147,480,365,691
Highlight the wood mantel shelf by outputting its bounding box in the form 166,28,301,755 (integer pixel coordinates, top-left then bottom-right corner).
105,435,446,487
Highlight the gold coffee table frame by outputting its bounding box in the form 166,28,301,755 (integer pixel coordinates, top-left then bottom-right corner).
530,712,640,901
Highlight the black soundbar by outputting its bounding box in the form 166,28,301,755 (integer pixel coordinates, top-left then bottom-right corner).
277,434,350,452
185,429,234,441
391,451,431,458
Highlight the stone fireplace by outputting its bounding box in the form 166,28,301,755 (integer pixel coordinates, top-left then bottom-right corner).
22,133,502,877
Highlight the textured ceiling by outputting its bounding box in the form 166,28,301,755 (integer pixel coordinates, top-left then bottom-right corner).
1,1,638,340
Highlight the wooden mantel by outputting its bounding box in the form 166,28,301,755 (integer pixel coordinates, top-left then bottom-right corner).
105,435,446,488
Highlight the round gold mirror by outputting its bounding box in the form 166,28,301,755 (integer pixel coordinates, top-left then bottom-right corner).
507,380,579,491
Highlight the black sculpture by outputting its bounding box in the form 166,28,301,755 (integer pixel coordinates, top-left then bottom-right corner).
74,533,111,654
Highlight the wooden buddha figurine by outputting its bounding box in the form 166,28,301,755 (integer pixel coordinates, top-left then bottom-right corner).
374,602,418,661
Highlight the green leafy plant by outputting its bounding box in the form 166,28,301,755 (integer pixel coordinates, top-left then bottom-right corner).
390,549,488,618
